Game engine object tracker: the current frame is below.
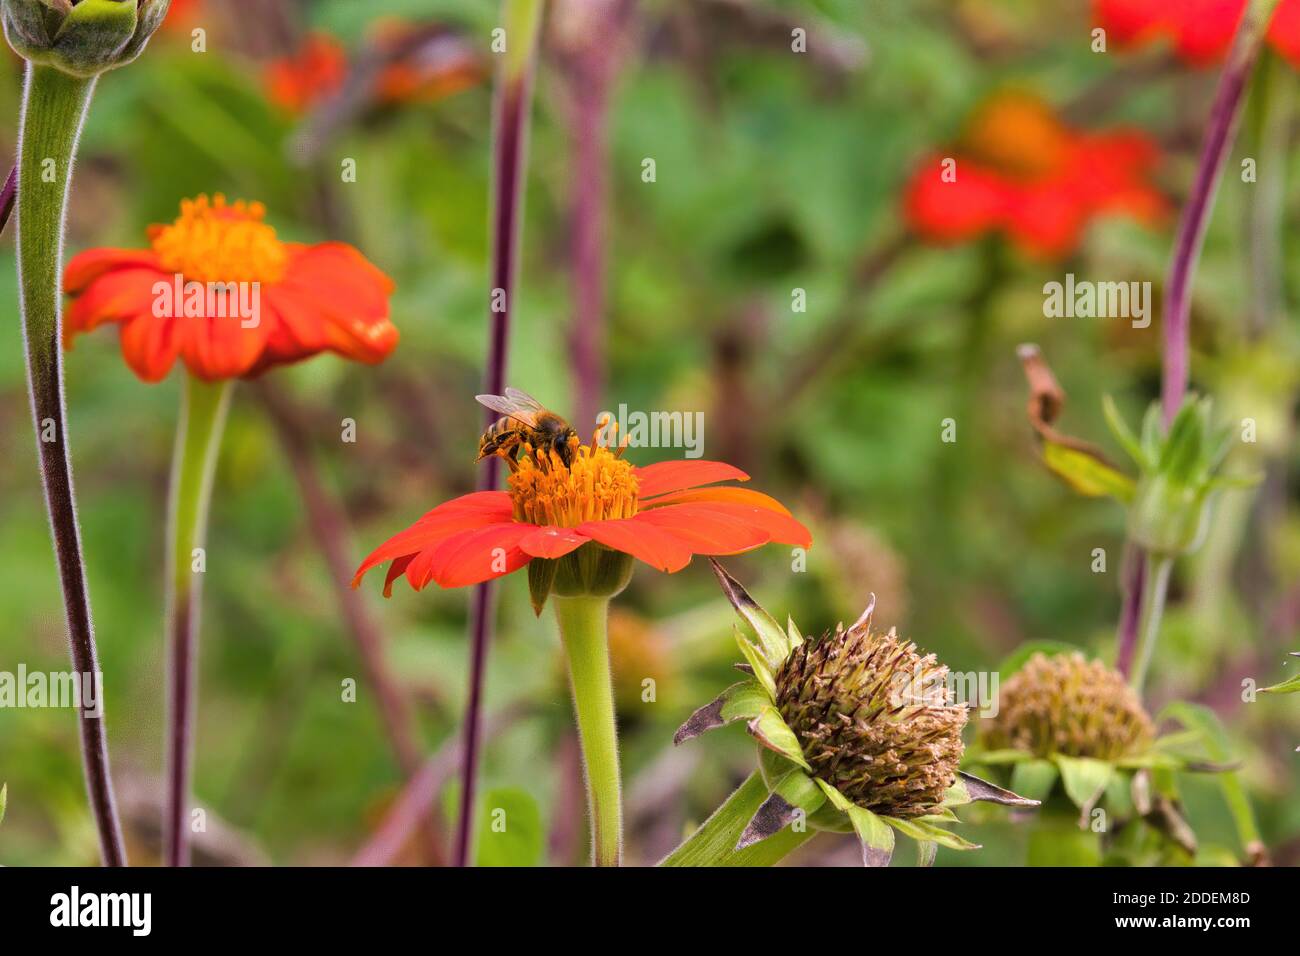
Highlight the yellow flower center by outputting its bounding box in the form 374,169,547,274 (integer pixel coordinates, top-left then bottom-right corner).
150,194,289,284
960,92,1070,180
509,436,639,527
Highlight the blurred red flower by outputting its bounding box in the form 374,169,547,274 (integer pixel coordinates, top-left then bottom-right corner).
355,450,811,596
63,194,397,382
265,34,349,114
1094,0,1300,66
903,92,1166,259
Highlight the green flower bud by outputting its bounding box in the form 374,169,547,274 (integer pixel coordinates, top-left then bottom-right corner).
1128,472,1212,556
2,0,169,77
981,652,1154,761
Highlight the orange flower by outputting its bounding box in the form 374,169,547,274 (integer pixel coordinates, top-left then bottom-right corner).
63,194,397,383
354,428,811,600
903,92,1166,259
163,0,203,34
1095,0,1300,67
265,34,348,114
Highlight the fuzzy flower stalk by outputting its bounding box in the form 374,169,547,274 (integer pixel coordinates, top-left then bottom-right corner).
4,0,172,868
664,563,1037,867
63,193,397,865
355,396,810,865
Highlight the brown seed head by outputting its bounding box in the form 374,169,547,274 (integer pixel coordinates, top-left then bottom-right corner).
774,620,968,818
982,652,1154,760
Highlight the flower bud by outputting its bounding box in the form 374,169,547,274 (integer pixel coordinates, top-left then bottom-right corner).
1128,472,1212,555
2,0,169,77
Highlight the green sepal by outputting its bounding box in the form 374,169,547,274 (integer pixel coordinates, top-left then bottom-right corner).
527,557,557,616
1010,759,1059,804
672,679,769,745
915,808,959,824
786,615,803,648
845,805,894,867
1260,673,1300,694
734,627,777,701
915,840,937,867
711,559,789,666
1102,394,1148,469
883,814,980,851
746,704,810,771
1054,754,1114,808
949,770,1041,808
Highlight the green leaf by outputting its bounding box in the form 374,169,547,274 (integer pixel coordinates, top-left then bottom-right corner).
475,787,543,867
954,771,1042,807
711,559,789,666
747,705,810,771
1010,759,1059,804
673,680,769,745
1102,394,1148,469
1054,755,1114,808
883,815,980,851
734,627,776,700
1260,673,1300,694
1042,441,1135,501
845,805,894,867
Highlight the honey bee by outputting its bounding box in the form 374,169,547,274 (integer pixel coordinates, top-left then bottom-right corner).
476,388,578,468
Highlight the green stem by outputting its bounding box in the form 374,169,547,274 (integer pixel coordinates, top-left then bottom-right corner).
660,770,815,866
553,595,621,866
164,374,233,867
1129,555,1174,694
17,62,128,866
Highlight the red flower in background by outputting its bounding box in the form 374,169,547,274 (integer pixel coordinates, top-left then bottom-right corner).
163,0,202,33
63,194,397,382
265,27,484,115
354,439,811,597
903,92,1166,259
1094,0,1300,67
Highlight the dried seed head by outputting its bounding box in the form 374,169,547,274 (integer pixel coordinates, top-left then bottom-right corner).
773,620,968,818
982,652,1154,760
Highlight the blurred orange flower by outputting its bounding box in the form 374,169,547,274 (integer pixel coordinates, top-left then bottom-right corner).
1095,0,1300,66
63,194,397,382
265,34,348,114
903,92,1166,259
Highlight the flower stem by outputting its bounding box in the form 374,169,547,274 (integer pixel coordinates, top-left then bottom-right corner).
455,0,546,869
16,62,126,867
659,770,815,867
553,595,621,866
1129,555,1174,694
1159,0,1278,425
164,374,232,867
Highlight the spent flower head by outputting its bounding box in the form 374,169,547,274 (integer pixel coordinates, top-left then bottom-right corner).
675,561,1037,866
3,0,169,76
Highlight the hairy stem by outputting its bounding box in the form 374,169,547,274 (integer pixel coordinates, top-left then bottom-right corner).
659,770,814,866
554,595,621,866
164,375,232,866
1130,555,1174,693
455,0,546,868
17,63,126,867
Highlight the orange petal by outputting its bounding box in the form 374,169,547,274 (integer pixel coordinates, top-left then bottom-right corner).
634,460,750,499
119,312,181,383
639,486,793,516
575,518,693,573
64,267,167,344
352,499,513,587
631,508,770,555
176,300,274,381
427,523,535,588
650,501,812,550
64,248,162,294
519,527,590,559
382,554,415,598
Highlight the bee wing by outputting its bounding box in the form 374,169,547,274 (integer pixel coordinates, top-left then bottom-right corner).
502,387,547,411
476,393,542,427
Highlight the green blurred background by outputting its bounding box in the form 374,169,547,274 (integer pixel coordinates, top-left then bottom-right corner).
0,0,1297,866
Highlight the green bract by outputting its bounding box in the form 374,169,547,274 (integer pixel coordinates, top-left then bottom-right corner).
674,560,1038,867
2,0,169,77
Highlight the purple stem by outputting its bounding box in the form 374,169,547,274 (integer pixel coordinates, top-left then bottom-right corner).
0,165,15,230
1160,2,1274,426
1118,0,1275,679
454,25,543,868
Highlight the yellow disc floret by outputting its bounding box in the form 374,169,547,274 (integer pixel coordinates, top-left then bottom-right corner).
150,194,289,284
510,437,639,527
